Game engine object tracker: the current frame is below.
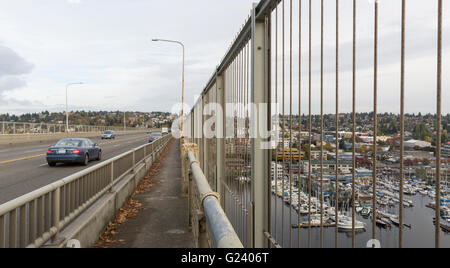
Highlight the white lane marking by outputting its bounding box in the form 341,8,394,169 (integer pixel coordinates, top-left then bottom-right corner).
38,164,48,167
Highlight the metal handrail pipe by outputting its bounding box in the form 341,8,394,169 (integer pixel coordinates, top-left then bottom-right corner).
203,197,244,248
186,151,243,248
187,151,215,200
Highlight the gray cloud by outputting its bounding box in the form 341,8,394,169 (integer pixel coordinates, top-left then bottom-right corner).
0,45,33,103
0,76,27,93
0,46,34,78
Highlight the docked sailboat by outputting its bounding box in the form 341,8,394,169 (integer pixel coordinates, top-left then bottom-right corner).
337,216,366,231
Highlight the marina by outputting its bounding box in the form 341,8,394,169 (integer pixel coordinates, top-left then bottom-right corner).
270,193,450,248
268,172,450,248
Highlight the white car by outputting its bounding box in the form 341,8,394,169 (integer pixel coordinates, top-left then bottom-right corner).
101,130,116,140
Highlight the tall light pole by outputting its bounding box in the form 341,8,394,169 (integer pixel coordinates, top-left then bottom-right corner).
152,38,185,137
124,111,126,131
66,82,83,134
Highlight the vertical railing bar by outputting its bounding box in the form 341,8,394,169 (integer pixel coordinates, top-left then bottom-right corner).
65,184,70,220
243,42,247,244
230,57,234,234
252,7,270,247
238,45,243,242
0,215,5,248
235,52,238,240
37,196,43,238
9,209,17,248
281,0,286,248
335,0,340,249
240,41,244,245
308,0,312,249
19,204,26,248
98,168,102,194
29,199,36,245
233,51,237,239
266,12,272,248
103,166,107,190
246,40,251,248
372,0,379,246
53,187,60,242
320,0,324,249
399,0,406,249
74,180,78,210
274,3,279,246
435,0,443,249
96,169,100,194
84,175,89,203
234,52,239,240
236,50,240,240
298,0,303,249
90,172,94,200
289,0,293,249
71,181,76,216
242,42,246,244
45,193,51,233
59,185,64,221
243,41,247,246
351,0,357,248
231,56,235,233
78,176,82,208
226,47,231,242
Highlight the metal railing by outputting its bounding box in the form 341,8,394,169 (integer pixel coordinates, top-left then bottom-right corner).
182,0,446,248
0,135,171,248
181,142,243,248
0,121,143,135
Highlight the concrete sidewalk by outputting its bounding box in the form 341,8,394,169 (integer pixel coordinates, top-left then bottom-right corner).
96,139,194,248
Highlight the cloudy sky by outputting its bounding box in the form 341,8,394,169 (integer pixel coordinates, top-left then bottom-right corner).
0,0,448,116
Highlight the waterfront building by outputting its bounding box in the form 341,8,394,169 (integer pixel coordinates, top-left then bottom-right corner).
276,148,304,161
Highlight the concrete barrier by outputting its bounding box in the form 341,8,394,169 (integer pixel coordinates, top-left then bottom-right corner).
52,139,170,248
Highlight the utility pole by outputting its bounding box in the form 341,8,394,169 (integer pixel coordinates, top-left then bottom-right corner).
151,38,185,137
124,112,126,131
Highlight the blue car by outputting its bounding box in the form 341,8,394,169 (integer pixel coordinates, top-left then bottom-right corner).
46,138,102,167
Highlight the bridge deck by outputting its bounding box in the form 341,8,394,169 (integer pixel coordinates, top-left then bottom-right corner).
97,139,194,248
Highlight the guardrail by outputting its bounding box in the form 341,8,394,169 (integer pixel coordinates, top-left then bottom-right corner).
0,134,172,248
181,142,243,248
0,121,145,135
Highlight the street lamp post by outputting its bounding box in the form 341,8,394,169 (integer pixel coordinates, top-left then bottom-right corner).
124,111,126,131
152,38,185,137
66,82,84,135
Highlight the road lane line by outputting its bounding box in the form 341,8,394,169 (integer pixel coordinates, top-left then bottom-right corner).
0,134,149,166
0,154,46,165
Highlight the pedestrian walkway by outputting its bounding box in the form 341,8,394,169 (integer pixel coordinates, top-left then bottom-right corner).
97,139,194,248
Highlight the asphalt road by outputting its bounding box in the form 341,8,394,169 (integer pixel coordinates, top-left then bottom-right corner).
0,132,151,205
